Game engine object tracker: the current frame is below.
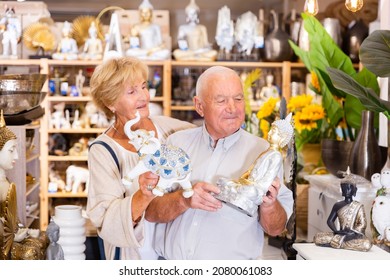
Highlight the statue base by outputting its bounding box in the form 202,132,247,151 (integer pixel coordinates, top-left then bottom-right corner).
29,55,52,59
214,178,261,217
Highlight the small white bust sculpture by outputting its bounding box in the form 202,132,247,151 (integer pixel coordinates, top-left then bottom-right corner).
173,0,217,61
52,21,78,60
79,22,103,60
0,7,22,59
125,0,170,60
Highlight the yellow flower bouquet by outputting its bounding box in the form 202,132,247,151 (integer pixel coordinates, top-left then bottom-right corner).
287,94,325,151
256,94,326,151
256,96,280,139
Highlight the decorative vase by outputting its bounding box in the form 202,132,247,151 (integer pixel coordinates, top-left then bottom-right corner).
53,205,86,260
349,110,383,180
264,10,293,62
321,139,354,177
343,19,369,63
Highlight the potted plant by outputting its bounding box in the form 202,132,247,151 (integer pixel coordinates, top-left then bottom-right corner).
327,29,390,121
288,13,381,176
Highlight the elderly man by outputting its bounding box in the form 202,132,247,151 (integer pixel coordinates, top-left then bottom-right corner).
145,66,293,260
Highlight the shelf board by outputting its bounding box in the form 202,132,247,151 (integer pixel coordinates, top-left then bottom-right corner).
47,96,92,102
48,59,101,66
48,155,88,161
151,96,164,102
48,128,106,133
26,209,40,228
48,192,88,198
171,105,195,111
26,182,40,196
171,60,284,68
26,153,40,163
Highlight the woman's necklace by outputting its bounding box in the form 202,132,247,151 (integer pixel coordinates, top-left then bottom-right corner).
111,125,127,138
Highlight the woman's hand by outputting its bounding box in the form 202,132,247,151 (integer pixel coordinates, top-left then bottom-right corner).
138,171,159,197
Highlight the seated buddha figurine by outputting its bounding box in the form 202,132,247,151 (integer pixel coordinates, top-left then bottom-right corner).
313,167,373,252
215,113,294,217
52,21,78,60
172,0,217,61
79,22,103,60
257,74,280,103
125,0,170,60
0,110,48,260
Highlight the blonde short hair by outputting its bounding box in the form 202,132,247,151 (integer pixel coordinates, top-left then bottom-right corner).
90,57,149,118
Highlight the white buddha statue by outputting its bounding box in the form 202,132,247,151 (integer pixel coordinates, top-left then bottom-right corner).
52,21,78,60
257,74,280,102
0,7,22,59
234,11,260,57
215,5,235,57
216,113,294,217
0,111,48,260
79,22,103,60
173,0,217,61
125,0,170,60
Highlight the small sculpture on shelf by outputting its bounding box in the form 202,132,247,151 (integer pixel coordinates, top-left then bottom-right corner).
0,6,21,59
68,137,88,157
370,169,390,252
65,165,89,194
215,113,294,217
125,0,170,60
84,101,110,128
23,20,56,59
48,164,66,193
215,5,235,60
52,21,78,60
172,0,217,61
48,133,68,157
313,167,373,252
46,219,64,260
234,11,260,60
121,111,194,198
257,73,280,104
75,69,85,96
0,110,48,260
79,21,103,60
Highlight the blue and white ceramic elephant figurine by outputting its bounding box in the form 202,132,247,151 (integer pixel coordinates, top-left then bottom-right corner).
121,112,194,198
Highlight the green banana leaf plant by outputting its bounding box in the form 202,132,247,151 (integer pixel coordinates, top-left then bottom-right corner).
328,29,390,119
288,13,380,140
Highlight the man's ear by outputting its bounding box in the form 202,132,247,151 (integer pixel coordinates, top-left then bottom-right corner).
193,96,204,117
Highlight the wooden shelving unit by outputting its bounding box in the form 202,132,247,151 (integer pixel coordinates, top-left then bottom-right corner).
1,58,311,232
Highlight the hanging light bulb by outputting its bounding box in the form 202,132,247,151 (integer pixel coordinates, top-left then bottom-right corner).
345,0,364,12
304,0,319,16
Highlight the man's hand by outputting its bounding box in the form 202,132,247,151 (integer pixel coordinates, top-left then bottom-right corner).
184,182,222,212
261,177,280,208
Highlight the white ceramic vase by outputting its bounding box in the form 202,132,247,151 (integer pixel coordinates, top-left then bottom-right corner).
53,205,86,260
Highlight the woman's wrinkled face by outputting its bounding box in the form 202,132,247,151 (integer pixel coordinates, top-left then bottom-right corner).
112,78,150,121
0,139,18,171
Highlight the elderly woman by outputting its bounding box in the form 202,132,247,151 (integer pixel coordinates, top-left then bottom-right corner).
86,57,194,259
